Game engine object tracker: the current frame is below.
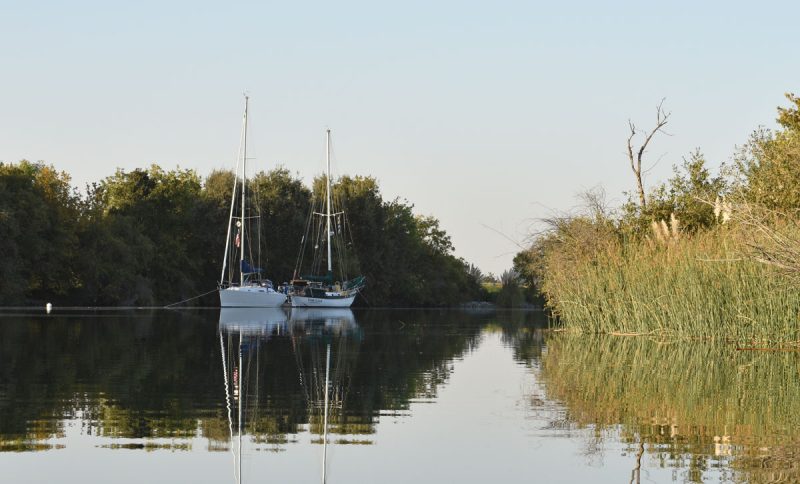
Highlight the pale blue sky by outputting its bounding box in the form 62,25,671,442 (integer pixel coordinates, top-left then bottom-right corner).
1,0,797,275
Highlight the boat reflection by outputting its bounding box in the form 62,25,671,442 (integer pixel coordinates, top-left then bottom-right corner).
288,308,360,336
218,308,361,483
218,307,290,336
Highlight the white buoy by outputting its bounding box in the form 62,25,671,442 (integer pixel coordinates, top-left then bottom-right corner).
46,303,52,314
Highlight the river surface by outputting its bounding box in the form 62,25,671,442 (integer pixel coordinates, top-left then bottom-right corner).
0,308,794,483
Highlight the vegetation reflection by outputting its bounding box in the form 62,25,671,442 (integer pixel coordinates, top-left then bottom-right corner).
0,309,495,453
538,334,800,483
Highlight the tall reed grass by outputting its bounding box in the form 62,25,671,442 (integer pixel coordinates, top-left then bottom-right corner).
541,224,800,343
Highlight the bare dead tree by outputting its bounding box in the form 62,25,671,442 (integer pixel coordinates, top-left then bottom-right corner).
627,99,671,210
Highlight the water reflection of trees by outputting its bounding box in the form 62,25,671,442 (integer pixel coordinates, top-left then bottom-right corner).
538,335,800,483
487,309,549,364
0,309,492,452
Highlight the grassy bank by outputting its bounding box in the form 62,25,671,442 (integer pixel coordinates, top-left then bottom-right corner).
541,225,800,343
511,93,800,342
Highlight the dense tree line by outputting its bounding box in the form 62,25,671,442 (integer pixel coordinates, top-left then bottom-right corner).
0,163,482,306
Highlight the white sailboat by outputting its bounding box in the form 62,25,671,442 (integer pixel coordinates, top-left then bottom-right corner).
289,129,366,307
219,96,287,308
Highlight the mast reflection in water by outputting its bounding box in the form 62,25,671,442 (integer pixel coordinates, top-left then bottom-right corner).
5,308,800,482
218,308,361,483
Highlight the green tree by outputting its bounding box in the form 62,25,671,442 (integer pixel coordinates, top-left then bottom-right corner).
0,160,482,307
496,269,525,308
777,92,800,132
249,167,312,283
415,215,454,255
646,150,726,232
306,174,481,306
735,93,800,211
512,249,544,306
90,165,206,305
0,161,81,304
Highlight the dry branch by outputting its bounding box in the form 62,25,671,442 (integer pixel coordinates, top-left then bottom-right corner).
627,99,671,210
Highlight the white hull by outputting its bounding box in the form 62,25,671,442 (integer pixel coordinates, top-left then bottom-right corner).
290,294,356,308
219,286,287,307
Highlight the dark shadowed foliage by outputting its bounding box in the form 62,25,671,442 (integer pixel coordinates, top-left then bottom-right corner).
0,165,481,307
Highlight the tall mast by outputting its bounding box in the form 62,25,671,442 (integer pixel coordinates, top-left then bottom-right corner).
240,96,248,286
325,129,333,277
220,101,247,287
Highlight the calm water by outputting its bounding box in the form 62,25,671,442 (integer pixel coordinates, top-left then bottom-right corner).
0,308,795,483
